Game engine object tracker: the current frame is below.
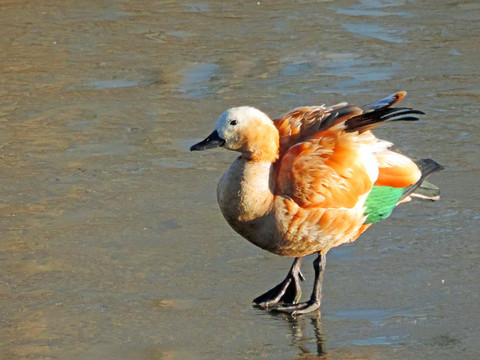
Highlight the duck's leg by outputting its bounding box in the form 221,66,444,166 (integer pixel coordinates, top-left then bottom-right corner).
253,257,304,308
272,253,326,315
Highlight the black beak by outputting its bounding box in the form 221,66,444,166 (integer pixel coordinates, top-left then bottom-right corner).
190,130,225,151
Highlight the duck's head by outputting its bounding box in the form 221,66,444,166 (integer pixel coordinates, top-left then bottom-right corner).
190,106,279,161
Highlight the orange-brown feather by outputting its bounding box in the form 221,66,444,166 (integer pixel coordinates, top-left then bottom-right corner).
272,197,371,256
274,105,363,153
241,119,279,162
275,128,374,210
375,151,421,188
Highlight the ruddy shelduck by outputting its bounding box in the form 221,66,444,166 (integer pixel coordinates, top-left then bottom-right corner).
191,92,442,314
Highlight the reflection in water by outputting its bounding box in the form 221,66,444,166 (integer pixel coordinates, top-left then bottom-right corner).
275,312,327,359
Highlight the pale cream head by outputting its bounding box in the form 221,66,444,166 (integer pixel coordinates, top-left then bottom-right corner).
214,106,280,161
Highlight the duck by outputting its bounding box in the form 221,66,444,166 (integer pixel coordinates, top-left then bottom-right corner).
190,91,442,315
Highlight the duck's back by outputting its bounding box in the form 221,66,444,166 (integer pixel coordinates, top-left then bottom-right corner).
268,92,433,256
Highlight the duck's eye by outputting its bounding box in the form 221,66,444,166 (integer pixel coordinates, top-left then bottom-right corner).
230,120,238,126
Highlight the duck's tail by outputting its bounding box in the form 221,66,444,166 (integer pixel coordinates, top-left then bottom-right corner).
345,91,425,133
400,158,444,202
363,158,443,223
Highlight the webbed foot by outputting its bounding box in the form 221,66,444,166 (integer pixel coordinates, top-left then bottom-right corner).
253,257,304,308
267,254,326,316
271,299,321,315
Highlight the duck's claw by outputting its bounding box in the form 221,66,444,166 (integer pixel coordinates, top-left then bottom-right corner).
262,254,326,316
253,273,303,308
253,257,304,308
270,299,321,315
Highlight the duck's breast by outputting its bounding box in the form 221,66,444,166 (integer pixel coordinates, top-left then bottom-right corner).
217,157,278,250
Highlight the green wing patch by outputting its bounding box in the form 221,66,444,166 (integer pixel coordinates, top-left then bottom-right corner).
364,186,405,223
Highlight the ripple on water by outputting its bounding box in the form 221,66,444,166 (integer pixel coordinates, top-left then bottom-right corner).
343,23,406,43
87,80,139,90
64,78,161,91
328,308,438,326
279,51,399,93
327,308,437,346
152,158,194,169
351,335,406,346
178,62,220,99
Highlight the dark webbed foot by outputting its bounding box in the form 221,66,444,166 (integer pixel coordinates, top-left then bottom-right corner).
269,254,326,315
253,257,304,308
271,299,321,315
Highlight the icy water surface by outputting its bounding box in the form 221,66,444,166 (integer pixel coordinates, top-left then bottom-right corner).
1,1,479,359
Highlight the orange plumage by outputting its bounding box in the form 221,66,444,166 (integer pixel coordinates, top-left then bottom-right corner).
191,91,442,314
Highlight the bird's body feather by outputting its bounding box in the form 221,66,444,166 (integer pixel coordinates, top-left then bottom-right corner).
207,92,440,257
191,91,442,314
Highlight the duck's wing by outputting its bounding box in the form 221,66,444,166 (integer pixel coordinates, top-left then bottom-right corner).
272,125,380,255
273,103,363,153
273,91,424,153
360,90,406,112
274,92,426,210
275,128,377,209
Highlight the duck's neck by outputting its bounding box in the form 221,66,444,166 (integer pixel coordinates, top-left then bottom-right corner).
217,156,275,225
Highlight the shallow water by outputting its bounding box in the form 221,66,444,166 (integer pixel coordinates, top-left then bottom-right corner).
1,1,479,359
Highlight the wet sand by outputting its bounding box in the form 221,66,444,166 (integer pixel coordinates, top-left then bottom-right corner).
1,1,479,359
